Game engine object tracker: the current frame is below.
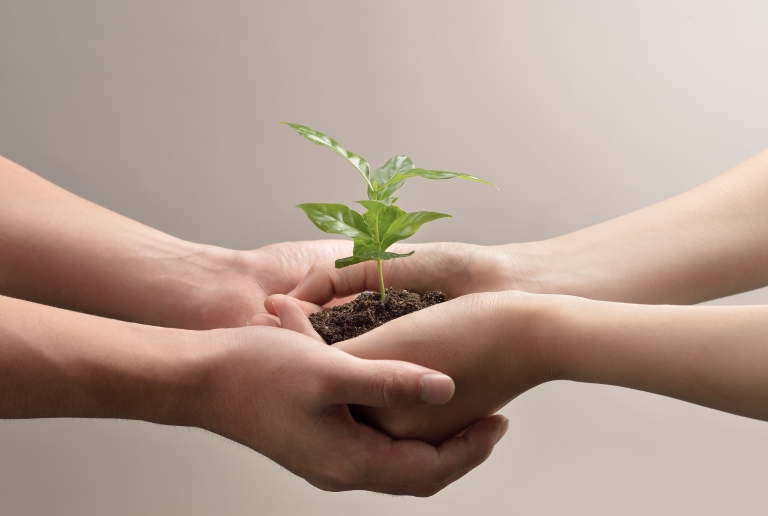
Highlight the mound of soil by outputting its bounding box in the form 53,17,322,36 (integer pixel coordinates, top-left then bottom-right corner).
309,288,448,344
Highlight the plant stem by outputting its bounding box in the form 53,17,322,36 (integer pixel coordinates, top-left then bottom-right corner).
377,259,386,301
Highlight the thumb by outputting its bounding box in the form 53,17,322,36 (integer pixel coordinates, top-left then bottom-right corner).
264,294,325,342
323,353,456,408
288,258,382,306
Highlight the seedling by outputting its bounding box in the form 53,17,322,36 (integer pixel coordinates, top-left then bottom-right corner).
285,123,495,301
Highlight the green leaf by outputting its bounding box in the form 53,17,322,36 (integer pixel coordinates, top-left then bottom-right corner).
380,211,451,250
373,179,407,201
335,255,373,268
368,155,414,199
335,250,415,269
296,203,374,243
282,123,372,188
351,236,377,255
356,199,390,211
386,168,497,191
357,200,405,245
359,197,396,206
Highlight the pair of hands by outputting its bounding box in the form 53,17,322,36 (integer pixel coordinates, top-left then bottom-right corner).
8,150,768,497
0,156,515,497
245,240,551,445
196,240,523,495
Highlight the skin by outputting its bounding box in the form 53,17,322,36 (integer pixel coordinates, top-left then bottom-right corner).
0,155,508,496
262,293,545,443
268,291,768,442
265,149,768,442
0,155,356,330
288,149,768,308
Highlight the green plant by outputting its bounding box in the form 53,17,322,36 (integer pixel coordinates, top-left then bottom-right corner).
285,122,495,301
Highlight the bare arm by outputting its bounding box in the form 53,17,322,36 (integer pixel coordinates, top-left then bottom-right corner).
276,149,768,441
0,293,505,495
290,149,768,308
526,149,768,304
549,296,768,420
0,155,349,329
264,292,768,442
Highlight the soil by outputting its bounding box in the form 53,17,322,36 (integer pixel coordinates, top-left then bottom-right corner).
309,288,448,344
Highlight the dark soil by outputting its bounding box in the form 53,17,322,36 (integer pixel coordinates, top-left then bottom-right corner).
309,288,448,344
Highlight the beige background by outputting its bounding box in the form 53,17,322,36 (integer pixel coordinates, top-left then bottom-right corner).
2,1,768,514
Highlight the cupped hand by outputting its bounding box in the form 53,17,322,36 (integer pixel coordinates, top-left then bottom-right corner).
191,240,352,329
284,242,528,311
194,323,509,496
257,292,553,444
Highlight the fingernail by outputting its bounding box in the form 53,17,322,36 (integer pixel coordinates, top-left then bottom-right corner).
495,417,510,444
420,374,455,405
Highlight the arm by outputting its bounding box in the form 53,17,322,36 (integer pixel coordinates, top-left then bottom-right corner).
264,292,768,442
524,149,768,304
547,296,768,420
268,149,768,442
0,155,349,329
0,293,507,496
290,149,768,307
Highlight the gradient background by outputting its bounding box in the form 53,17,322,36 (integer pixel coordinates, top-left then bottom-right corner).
2,1,768,514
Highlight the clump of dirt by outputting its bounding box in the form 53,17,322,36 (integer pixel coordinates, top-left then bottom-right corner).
309,288,448,344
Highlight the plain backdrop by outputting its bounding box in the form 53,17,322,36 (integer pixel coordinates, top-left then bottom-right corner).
2,1,768,514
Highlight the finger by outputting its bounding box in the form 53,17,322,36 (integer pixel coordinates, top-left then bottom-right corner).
265,294,323,317
267,295,324,342
433,414,509,474
248,313,281,328
287,258,382,306
306,478,448,497
287,254,438,306
325,414,509,494
374,415,508,489
323,353,456,407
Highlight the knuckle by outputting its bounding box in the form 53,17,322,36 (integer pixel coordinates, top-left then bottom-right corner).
381,367,412,408
323,265,338,285
309,259,330,275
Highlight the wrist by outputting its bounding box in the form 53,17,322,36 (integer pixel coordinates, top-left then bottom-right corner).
81,323,213,427
492,290,563,387
498,290,591,385
0,295,218,425
533,293,608,385
495,240,575,296
161,242,254,330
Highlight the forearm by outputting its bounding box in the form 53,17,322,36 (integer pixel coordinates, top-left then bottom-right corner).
0,155,240,328
509,149,768,304
0,293,205,423
544,296,768,421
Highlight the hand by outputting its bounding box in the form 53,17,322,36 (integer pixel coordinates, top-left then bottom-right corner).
0,293,508,497
0,156,360,330
186,239,352,329
284,242,537,310
193,324,510,495
257,292,552,444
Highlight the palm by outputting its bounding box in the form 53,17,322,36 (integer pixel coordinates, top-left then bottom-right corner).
286,241,521,311
198,240,350,329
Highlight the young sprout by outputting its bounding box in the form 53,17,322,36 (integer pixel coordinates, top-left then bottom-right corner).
284,122,495,301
